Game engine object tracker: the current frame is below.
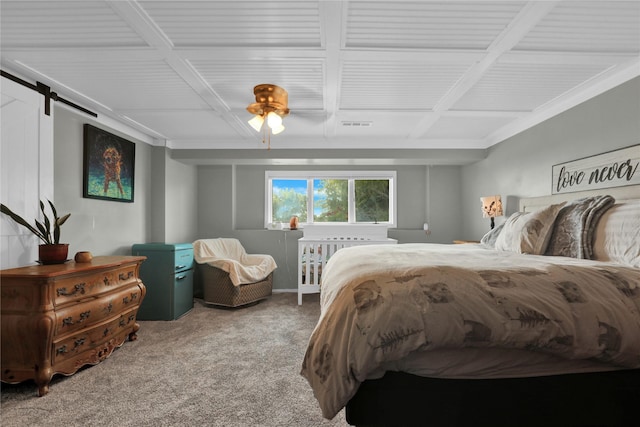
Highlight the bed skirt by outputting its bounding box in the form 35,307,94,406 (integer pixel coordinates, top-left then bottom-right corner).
345,369,640,427
195,264,273,307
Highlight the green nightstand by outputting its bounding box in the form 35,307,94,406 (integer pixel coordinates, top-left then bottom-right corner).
131,243,194,320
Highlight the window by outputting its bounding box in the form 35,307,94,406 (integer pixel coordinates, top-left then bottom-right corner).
266,171,396,227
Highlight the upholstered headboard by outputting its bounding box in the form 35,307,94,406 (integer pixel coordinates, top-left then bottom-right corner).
519,185,640,213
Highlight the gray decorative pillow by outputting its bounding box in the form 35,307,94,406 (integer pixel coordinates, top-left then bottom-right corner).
545,195,615,259
495,203,566,255
480,223,504,248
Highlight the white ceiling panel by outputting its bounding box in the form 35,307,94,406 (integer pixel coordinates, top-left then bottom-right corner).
515,1,640,53
340,61,471,110
424,115,519,140
13,58,210,110
345,1,526,50
452,62,615,112
0,0,638,158
0,1,147,47
276,113,327,136
334,111,427,137
140,0,322,47
120,110,238,140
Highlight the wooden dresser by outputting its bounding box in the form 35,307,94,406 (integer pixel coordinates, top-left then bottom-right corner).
1,256,146,396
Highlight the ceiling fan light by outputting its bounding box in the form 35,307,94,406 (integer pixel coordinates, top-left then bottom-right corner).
266,111,283,129
271,124,285,135
248,114,264,132
247,84,289,147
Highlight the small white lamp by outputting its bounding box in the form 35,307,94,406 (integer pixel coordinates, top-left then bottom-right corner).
480,195,503,230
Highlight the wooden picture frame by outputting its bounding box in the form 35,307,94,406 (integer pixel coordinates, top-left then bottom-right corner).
83,124,135,202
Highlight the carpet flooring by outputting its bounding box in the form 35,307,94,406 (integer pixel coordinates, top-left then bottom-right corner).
1,293,349,427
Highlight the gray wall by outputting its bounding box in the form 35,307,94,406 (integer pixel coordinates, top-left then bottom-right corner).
53,107,198,257
51,76,639,291
196,164,462,290
150,146,199,243
461,76,640,240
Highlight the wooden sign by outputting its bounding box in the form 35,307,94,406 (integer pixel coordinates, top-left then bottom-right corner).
552,145,640,194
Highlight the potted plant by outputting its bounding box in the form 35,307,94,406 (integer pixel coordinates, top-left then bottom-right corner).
1,200,71,264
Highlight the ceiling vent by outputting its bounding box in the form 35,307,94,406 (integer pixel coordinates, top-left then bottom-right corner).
341,121,372,127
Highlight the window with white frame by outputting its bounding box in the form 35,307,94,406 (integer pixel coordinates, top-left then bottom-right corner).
265,171,397,227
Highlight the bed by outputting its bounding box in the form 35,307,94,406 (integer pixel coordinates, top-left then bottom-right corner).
300,186,640,427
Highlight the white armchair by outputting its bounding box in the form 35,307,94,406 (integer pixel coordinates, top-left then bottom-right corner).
193,238,276,307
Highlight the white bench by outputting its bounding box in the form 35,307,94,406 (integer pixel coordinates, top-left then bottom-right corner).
297,225,397,304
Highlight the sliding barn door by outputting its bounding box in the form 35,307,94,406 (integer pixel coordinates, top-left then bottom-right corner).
1,76,54,268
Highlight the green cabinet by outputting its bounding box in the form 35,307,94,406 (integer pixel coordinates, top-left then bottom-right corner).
131,243,194,320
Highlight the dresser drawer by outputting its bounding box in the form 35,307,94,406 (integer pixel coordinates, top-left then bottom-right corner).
174,248,194,272
1,256,145,396
132,243,193,274
53,263,139,306
54,285,143,335
52,307,138,365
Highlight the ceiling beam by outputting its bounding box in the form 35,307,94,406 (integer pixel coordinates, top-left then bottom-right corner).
107,0,253,138
409,0,560,139
319,1,344,138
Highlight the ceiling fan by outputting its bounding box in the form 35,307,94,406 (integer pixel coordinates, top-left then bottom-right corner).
246,84,290,149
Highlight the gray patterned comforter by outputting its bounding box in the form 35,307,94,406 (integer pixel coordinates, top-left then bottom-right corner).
300,243,640,419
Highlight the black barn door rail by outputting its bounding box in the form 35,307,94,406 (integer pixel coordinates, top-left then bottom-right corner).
1,69,97,117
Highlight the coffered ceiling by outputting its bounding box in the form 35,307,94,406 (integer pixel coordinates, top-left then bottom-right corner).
1,1,639,161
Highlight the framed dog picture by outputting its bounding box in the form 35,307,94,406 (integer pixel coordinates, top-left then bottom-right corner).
83,124,135,202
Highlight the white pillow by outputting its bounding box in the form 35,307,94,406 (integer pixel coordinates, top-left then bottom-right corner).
495,203,566,255
480,223,504,248
592,200,640,268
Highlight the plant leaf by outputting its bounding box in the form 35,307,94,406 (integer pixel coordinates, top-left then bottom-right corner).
39,200,52,243
47,199,58,220
2,200,68,245
35,220,51,244
1,203,48,243
57,213,71,227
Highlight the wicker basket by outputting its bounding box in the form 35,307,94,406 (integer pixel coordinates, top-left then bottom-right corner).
196,263,273,308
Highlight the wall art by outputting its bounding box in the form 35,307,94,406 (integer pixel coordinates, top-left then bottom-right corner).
83,124,135,202
552,145,639,194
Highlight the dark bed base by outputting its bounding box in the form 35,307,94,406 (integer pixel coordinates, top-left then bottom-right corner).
345,369,640,427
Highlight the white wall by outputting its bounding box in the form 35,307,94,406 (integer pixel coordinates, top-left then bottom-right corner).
461,76,640,240
1,78,53,268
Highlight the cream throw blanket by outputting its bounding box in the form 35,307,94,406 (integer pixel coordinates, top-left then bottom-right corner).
193,238,277,286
